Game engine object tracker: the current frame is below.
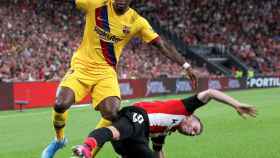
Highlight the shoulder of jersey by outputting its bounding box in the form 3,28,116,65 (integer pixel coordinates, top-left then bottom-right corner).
92,0,110,7
129,8,145,24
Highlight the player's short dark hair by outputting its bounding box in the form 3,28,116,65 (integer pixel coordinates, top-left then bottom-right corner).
192,115,204,135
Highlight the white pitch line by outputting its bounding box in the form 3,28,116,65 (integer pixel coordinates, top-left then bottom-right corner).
0,104,91,119
0,98,170,119
0,98,135,119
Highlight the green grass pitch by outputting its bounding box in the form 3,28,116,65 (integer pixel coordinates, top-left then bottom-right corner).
0,88,279,158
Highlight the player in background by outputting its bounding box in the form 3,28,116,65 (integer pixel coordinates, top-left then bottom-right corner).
71,89,257,158
41,0,197,158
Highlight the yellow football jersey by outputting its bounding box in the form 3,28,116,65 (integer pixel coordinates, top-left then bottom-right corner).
72,0,159,70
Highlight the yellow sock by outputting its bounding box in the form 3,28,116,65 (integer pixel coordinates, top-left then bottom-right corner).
52,110,68,141
94,118,112,129
92,118,112,157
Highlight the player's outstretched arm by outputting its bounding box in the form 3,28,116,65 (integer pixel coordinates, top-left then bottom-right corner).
197,89,257,118
151,39,198,89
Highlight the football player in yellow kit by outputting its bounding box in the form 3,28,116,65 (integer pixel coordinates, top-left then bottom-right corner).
41,0,197,158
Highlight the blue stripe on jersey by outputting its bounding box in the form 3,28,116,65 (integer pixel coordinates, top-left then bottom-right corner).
99,6,117,66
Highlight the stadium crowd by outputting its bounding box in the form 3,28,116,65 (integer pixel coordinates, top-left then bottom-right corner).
0,0,279,82
142,0,280,75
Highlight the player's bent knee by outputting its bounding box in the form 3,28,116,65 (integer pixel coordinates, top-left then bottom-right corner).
54,104,66,113
54,100,72,113
100,108,119,121
54,87,75,113
98,97,121,121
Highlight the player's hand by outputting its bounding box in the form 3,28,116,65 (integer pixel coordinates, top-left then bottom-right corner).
235,104,257,119
185,67,198,90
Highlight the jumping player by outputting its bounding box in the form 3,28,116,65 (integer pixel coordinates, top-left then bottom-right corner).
41,0,197,158
71,89,257,158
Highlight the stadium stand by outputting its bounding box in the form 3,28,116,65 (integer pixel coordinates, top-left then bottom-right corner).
141,0,280,75
0,0,279,82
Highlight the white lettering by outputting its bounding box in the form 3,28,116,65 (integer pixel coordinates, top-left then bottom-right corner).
248,77,280,88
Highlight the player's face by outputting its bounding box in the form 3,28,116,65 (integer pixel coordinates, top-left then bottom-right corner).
113,0,132,14
177,116,202,136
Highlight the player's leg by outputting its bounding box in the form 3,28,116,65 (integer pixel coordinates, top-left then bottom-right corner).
89,96,120,156
96,96,121,123
52,87,75,140
112,123,152,158
72,106,148,158
134,145,154,158
41,87,75,158
41,87,74,158
111,141,127,157
111,138,154,158
93,70,121,125
125,143,154,158
121,117,152,158
42,69,89,158
72,113,134,158
90,71,121,156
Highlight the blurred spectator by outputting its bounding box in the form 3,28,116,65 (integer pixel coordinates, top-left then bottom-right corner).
1,0,279,81
140,0,280,75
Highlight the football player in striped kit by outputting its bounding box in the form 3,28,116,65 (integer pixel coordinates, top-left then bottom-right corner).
41,0,197,157
72,89,257,158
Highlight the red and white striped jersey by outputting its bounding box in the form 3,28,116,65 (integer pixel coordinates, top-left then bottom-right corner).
134,100,192,137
